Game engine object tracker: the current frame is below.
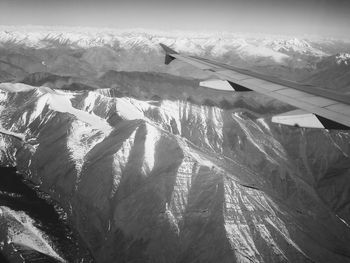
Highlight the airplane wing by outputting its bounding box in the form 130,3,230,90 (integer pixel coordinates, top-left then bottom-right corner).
160,43,350,130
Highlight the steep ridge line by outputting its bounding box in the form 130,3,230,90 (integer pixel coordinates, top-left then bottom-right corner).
0,82,112,134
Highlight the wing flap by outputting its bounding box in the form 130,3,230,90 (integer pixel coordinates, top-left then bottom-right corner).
272,110,324,128
200,80,233,91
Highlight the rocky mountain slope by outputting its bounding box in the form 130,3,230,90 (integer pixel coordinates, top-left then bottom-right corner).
1,80,350,263
304,53,350,93
0,27,350,263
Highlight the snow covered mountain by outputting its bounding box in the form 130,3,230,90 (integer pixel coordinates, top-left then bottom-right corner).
0,26,350,263
262,38,327,56
1,73,350,263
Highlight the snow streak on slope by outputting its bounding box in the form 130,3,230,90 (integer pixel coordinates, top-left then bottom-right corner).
115,97,145,120
0,127,25,141
0,83,36,93
141,124,159,174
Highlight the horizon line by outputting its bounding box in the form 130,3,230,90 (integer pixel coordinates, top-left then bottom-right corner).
0,24,349,42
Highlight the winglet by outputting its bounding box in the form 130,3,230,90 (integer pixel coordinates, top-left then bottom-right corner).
159,43,178,65
159,43,178,55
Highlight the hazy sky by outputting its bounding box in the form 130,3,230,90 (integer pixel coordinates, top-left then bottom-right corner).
0,0,349,38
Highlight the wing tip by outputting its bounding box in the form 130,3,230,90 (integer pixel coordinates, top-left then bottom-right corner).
159,43,178,65
159,43,178,55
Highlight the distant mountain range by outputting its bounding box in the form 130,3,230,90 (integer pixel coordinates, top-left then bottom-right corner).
0,26,349,88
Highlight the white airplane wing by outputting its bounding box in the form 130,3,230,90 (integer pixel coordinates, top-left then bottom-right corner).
160,43,350,130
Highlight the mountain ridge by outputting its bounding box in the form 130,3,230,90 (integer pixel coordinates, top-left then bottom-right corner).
1,78,350,262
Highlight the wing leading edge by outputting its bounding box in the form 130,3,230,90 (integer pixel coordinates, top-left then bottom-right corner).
160,43,350,130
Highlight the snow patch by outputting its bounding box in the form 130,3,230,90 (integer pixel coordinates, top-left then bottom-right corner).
0,83,36,93
115,98,145,120
141,124,159,174
0,206,66,262
336,53,350,65
237,45,289,63
67,121,106,176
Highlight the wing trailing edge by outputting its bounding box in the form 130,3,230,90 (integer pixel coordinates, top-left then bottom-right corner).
160,43,350,130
